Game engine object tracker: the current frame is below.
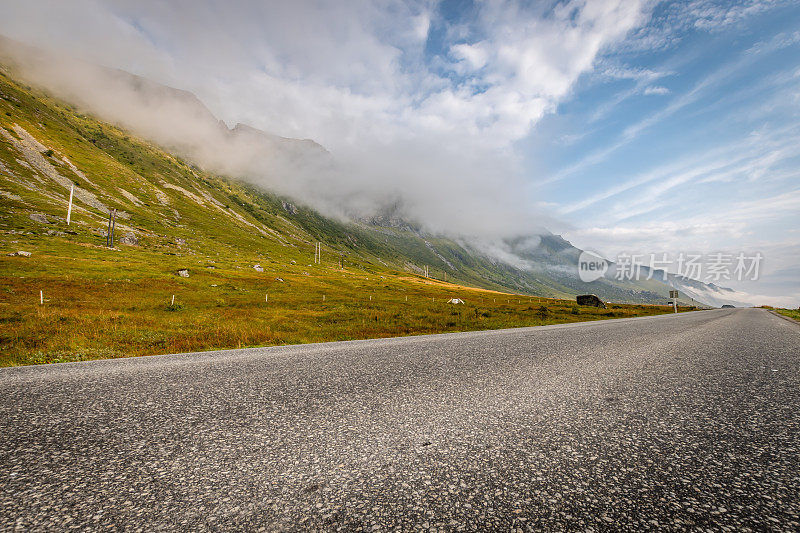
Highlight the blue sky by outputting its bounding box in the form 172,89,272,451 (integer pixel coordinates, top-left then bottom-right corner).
521,1,800,304
1,0,798,305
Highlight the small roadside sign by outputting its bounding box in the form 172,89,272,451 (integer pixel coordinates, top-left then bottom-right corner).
668,290,679,313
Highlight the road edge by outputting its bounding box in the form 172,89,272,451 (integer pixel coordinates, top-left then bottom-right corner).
0,308,718,374
768,309,800,328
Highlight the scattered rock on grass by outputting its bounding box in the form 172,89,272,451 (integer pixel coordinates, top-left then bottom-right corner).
177,269,190,278
281,201,298,215
253,264,264,272
119,232,139,246
29,213,50,224
275,277,284,282
7,250,31,257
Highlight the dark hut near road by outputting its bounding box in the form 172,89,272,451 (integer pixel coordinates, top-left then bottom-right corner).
576,294,607,308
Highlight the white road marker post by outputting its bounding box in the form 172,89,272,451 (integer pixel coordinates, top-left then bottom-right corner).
66,183,74,225
40,290,43,305
265,293,268,303
171,295,175,306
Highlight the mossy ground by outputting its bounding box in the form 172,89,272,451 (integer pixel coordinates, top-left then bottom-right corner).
0,242,692,366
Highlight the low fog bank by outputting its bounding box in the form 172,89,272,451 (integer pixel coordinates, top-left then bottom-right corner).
0,36,561,253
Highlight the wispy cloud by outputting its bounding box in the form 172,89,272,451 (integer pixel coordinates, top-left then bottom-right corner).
643,85,670,95
618,0,792,53
543,27,800,185
560,120,800,221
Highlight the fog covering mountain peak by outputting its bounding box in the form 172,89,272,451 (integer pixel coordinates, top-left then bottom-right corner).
0,35,560,242
0,35,744,307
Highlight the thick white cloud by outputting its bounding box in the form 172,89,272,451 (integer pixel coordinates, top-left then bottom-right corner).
0,0,650,239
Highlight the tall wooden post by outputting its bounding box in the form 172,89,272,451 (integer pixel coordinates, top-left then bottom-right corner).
110,209,117,247
106,210,113,247
66,183,74,225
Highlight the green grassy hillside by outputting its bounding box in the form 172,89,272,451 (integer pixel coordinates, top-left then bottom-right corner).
0,66,694,366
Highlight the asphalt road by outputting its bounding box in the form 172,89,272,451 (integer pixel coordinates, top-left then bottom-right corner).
1,308,799,531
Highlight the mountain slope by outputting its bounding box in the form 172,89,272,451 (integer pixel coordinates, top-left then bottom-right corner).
0,54,710,365
0,44,711,305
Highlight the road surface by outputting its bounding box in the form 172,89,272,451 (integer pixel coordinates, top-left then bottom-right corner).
1,308,799,531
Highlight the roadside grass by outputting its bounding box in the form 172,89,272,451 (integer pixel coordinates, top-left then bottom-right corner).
775,308,800,322
0,246,693,366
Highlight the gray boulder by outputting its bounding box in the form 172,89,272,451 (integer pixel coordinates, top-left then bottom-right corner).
119,232,139,246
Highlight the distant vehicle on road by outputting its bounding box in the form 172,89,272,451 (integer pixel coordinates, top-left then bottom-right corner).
721,304,735,308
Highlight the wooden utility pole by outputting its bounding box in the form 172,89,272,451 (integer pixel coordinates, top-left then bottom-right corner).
111,209,117,247
106,211,112,247
66,183,74,225
106,208,117,247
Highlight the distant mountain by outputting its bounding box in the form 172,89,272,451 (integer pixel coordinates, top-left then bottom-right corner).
0,35,729,306
230,123,327,156
0,35,326,174
664,274,749,308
